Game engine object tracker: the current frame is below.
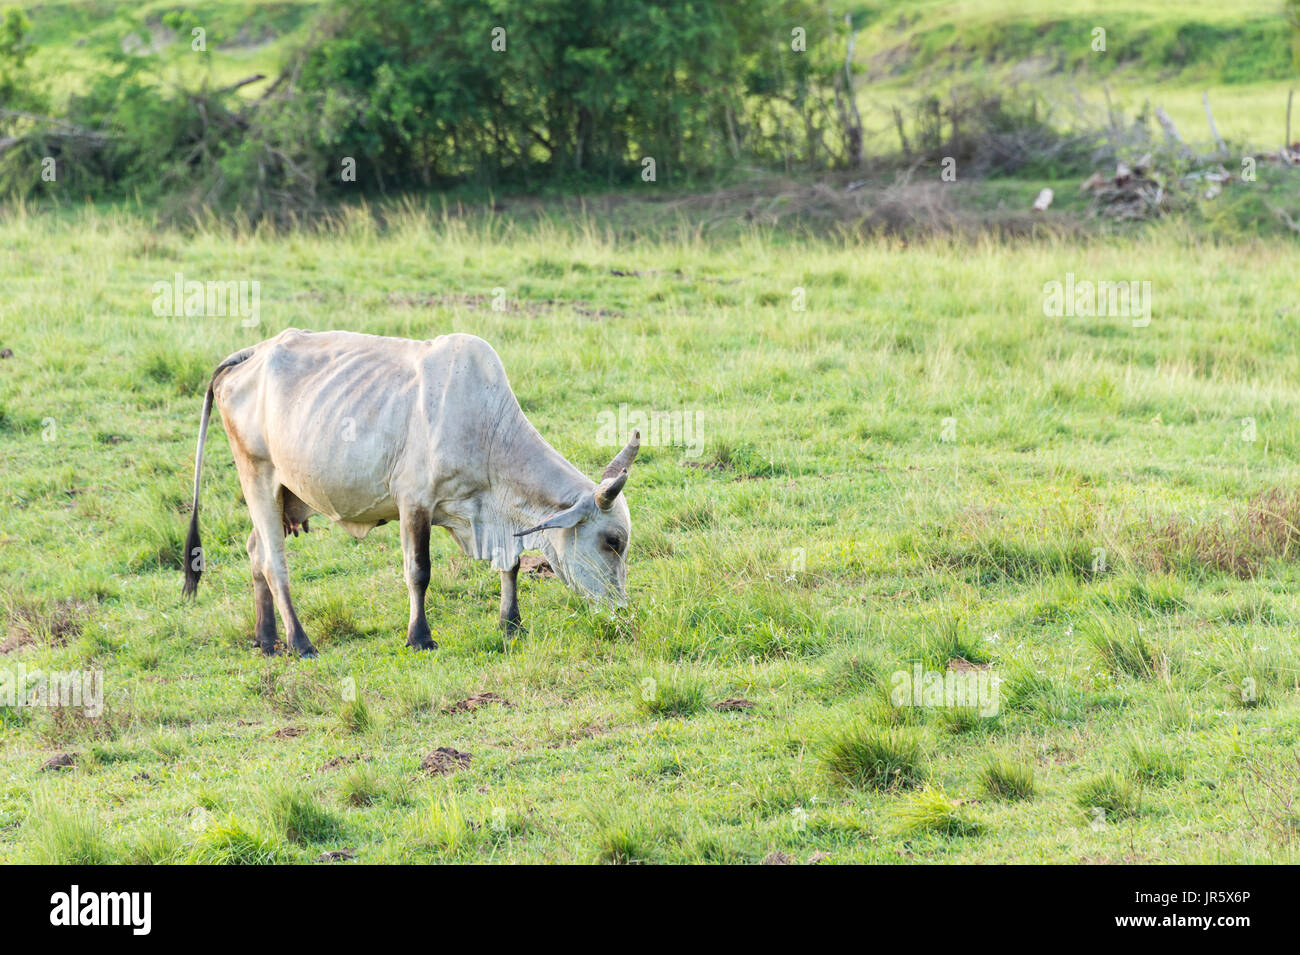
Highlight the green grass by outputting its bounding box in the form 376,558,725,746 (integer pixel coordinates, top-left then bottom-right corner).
635,671,708,718
822,725,927,792
978,758,1036,801
186,814,287,865
892,787,986,837
1075,771,1142,821
265,785,344,844
1,197,1300,863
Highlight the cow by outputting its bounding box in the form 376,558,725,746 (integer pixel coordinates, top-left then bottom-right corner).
181,328,639,657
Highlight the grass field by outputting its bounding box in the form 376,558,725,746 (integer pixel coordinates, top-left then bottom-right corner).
2,200,1300,863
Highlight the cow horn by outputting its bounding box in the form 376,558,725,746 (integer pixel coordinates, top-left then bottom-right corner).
595,469,628,511
513,497,593,537
601,430,640,481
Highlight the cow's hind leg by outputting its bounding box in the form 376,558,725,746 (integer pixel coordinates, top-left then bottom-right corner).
240,468,316,658
499,563,522,635
247,530,278,654
399,506,437,650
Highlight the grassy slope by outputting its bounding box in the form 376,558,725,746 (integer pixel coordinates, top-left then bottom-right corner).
1,203,1299,863
854,0,1297,149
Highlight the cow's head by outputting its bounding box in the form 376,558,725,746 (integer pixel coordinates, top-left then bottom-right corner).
515,432,639,607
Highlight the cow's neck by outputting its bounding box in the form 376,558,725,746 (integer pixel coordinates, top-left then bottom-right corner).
488,416,593,527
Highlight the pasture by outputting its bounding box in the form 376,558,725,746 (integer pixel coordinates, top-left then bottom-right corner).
2,202,1299,863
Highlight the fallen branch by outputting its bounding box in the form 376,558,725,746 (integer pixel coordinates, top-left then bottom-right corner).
1202,92,1226,155
214,74,267,97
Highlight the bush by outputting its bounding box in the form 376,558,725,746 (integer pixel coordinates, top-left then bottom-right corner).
1,0,859,216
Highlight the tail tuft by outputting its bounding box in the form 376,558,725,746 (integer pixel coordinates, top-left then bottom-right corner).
182,507,202,598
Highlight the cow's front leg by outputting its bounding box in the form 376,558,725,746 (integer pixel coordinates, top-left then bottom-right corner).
499,563,522,635
400,507,437,650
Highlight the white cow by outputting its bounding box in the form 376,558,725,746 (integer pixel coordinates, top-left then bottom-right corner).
182,329,638,657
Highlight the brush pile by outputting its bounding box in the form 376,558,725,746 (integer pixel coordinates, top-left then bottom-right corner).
1079,158,1170,220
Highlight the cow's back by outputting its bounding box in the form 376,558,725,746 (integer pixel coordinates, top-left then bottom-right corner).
214,329,515,523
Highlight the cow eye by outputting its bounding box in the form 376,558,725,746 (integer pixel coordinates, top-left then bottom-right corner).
604,534,624,554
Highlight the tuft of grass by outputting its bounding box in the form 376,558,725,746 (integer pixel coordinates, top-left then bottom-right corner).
125,825,186,865
822,724,925,791
978,757,1035,801
1081,613,1162,680
252,667,336,717
341,765,383,808
139,348,210,395
663,504,715,532
411,796,477,858
127,640,163,671
635,672,707,718
914,614,991,669
2,596,92,650
340,697,374,735
308,595,366,644
188,814,286,864
819,642,887,695
1126,736,1185,785
587,804,651,864
892,787,985,837
266,786,345,844
1075,771,1141,821
28,800,114,864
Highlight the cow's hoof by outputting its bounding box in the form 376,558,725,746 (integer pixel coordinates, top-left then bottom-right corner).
257,640,280,656
499,619,525,637
406,636,439,651
292,642,319,659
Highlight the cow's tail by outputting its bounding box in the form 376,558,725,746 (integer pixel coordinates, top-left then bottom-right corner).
183,348,255,598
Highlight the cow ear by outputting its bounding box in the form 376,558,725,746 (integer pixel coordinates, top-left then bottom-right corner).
601,430,640,481
595,469,627,511
514,498,592,537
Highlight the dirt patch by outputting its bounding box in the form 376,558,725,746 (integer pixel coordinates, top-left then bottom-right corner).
807,851,831,864
420,746,473,775
271,726,306,740
712,698,756,712
40,753,76,772
318,848,357,863
762,851,793,865
946,658,993,673
519,554,555,577
657,175,1074,240
444,692,514,715
1037,746,1076,766
320,754,372,772
3,597,93,653
546,719,621,748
